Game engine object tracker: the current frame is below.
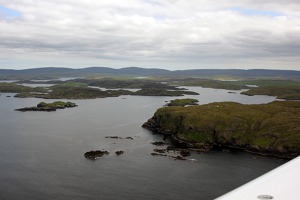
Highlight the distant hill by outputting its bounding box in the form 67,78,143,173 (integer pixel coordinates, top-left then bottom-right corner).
0,67,299,80
171,69,300,78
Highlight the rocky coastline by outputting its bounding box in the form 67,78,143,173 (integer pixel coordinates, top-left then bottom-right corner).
143,118,297,159
142,101,300,159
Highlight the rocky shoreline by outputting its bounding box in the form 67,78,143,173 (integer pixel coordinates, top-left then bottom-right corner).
142,120,213,152
142,119,296,159
142,101,300,159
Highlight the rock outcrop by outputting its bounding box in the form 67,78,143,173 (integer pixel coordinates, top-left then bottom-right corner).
105,136,134,140
84,150,109,160
143,101,300,159
115,151,124,156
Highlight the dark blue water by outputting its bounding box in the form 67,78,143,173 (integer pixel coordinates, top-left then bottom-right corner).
0,89,285,200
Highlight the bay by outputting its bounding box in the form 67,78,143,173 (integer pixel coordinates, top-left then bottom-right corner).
0,88,285,200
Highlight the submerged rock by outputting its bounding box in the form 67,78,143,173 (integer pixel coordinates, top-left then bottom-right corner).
180,150,191,157
153,149,167,153
105,136,134,140
151,142,167,146
174,156,187,160
84,150,109,160
115,151,124,156
151,153,167,156
105,136,120,139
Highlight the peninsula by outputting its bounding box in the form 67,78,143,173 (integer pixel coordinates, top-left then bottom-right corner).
142,101,300,159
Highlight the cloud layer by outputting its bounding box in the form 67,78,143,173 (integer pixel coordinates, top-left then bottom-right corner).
0,0,299,70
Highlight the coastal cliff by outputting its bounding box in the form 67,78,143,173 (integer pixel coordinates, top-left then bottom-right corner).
142,101,300,159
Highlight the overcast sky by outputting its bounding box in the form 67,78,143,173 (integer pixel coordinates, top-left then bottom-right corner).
0,0,299,70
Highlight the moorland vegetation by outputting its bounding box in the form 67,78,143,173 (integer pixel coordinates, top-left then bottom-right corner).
143,101,300,159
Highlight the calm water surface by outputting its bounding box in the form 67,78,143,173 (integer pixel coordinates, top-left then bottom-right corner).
0,88,285,200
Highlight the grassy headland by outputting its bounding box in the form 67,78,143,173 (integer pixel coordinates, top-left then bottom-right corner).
172,79,247,90
172,78,300,90
0,82,47,93
167,98,199,106
143,101,300,159
171,78,300,100
241,85,300,100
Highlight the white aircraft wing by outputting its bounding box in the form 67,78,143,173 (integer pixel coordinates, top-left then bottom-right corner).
216,156,300,200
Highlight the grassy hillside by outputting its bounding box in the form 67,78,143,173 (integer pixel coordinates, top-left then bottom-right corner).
172,79,247,90
173,78,300,90
143,101,300,158
0,82,47,93
174,78,300,100
241,86,300,100
1,67,299,80
15,83,134,99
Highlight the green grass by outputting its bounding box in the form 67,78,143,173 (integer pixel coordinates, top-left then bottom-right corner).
171,78,300,91
253,137,274,148
242,85,300,100
167,98,199,106
237,80,300,87
145,101,300,158
79,78,181,90
181,132,214,143
37,101,77,108
172,79,246,90
53,81,87,87
8,78,300,100
0,82,47,93
15,101,77,112
134,88,199,96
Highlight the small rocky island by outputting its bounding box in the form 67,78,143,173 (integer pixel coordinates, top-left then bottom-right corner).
84,150,125,159
166,98,199,106
84,150,109,160
15,101,77,112
143,101,300,159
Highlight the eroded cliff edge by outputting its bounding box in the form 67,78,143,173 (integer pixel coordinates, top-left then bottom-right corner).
142,101,300,159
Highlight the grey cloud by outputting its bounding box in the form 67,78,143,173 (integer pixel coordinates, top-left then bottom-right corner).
0,0,299,70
